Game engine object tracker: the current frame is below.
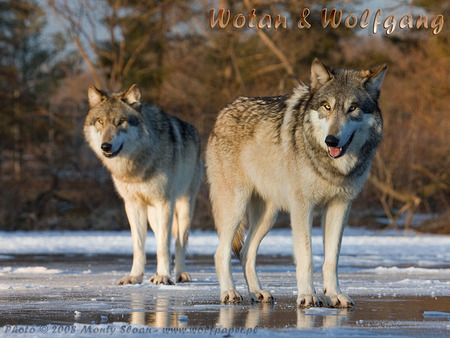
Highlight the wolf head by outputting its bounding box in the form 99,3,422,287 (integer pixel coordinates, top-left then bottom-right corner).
84,84,143,159
308,58,386,160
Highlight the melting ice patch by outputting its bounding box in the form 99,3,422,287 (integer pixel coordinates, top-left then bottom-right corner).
423,311,450,318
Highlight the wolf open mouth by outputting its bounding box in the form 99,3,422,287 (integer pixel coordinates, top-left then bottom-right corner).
328,133,355,159
103,144,123,158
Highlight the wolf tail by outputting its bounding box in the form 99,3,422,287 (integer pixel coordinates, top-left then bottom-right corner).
232,217,247,259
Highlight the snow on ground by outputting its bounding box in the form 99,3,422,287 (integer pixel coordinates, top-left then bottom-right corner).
0,266,63,274
0,227,449,298
0,227,448,269
0,227,449,337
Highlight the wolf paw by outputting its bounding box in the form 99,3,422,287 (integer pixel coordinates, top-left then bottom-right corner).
297,294,323,308
118,275,144,285
176,272,191,283
324,294,354,308
220,290,243,304
150,274,174,285
250,290,274,303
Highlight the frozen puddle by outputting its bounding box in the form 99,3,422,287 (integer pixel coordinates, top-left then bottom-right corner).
0,229,449,336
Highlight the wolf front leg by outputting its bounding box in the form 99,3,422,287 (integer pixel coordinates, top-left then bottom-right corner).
241,198,277,303
291,202,322,308
213,188,249,304
173,196,193,283
322,199,354,308
118,201,148,285
215,231,243,304
150,201,175,285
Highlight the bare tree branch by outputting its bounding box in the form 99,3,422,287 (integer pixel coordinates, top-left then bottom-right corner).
243,0,297,80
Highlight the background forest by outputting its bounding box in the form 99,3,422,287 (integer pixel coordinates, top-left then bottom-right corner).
0,0,448,233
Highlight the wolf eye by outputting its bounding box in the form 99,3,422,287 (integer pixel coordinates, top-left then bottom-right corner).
323,103,331,111
96,119,104,125
118,119,126,126
348,105,357,112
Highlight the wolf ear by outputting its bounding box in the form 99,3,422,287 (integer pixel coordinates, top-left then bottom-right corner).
311,58,333,92
88,85,104,108
123,84,142,109
362,64,387,100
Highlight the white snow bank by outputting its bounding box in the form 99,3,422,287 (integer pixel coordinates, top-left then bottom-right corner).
0,228,448,270
0,266,64,275
372,266,450,274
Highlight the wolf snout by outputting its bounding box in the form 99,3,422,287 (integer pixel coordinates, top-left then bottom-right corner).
325,135,340,147
101,142,112,152
100,142,124,158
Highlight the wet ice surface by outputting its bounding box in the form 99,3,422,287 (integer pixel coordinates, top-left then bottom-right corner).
0,228,449,337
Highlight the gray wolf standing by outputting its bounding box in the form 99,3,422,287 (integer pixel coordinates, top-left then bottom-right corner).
206,59,386,308
84,84,203,285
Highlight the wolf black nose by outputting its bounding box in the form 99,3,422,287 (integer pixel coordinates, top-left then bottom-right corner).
325,135,340,147
101,142,112,152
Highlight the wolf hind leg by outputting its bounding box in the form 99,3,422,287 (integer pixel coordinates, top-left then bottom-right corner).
212,185,250,304
148,205,158,238
322,199,354,308
149,200,175,285
241,195,277,303
173,196,192,283
119,201,148,285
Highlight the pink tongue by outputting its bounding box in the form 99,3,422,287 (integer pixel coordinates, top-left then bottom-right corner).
329,147,341,158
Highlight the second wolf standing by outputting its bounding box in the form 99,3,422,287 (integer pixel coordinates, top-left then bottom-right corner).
206,59,386,308
84,84,202,285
